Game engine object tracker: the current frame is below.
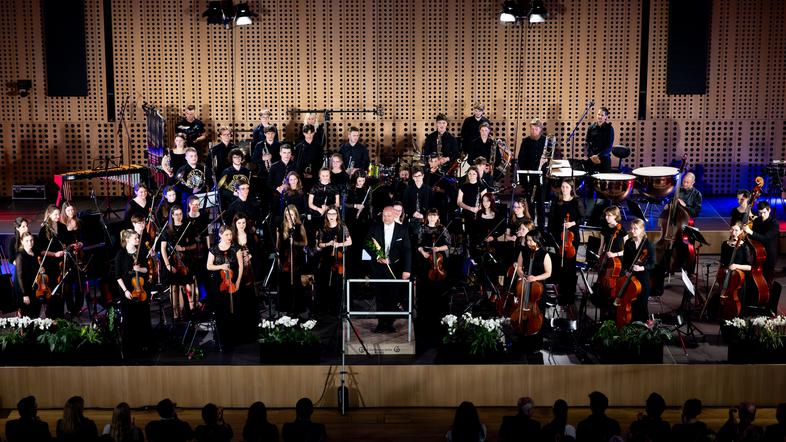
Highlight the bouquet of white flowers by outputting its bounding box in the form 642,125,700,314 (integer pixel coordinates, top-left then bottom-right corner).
259,316,319,345
441,312,506,356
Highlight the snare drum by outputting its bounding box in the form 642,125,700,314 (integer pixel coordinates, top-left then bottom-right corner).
592,173,636,201
632,166,679,199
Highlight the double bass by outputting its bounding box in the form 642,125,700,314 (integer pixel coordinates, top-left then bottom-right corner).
597,224,623,300
745,177,770,306
509,254,544,336
613,241,648,328
654,154,694,274
716,237,745,320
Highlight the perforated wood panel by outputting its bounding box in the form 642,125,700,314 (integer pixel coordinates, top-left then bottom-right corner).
1,0,785,197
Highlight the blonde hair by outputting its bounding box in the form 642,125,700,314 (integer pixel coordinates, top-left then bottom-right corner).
120,229,139,248
629,218,646,239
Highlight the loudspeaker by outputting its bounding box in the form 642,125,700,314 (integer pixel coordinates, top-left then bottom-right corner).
42,0,88,96
666,0,711,95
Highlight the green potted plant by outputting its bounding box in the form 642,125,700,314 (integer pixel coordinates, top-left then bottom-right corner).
592,320,671,364
258,316,320,364
723,316,786,363
438,313,507,363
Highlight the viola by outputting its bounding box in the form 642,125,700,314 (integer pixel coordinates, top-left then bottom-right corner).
746,176,770,306
427,250,446,281
599,224,623,300
562,213,576,260
613,244,649,327
130,273,148,302
170,249,188,276
34,257,52,300
509,254,544,336
717,237,744,320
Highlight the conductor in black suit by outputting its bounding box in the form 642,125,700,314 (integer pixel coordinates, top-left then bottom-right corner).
365,206,412,333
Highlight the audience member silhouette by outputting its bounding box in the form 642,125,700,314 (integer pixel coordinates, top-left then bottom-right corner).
102,402,144,442
576,391,621,442
498,396,541,442
718,402,764,442
4,395,52,442
446,401,487,442
243,401,280,442
144,398,194,442
281,398,327,442
764,403,786,442
56,396,99,442
195,403,234,442
671,398,712,442
628,392,671,442
541,399,577,442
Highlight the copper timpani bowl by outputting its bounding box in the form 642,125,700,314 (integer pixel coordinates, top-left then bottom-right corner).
632,166,680,199
591,173,636,201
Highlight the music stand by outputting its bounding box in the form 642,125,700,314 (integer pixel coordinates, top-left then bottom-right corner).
194,190,220,209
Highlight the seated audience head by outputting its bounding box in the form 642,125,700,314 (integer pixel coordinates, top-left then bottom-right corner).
17,395,37,419
201,403,220,426
296,397,314,421
452,401,483,439
645,392,666,418
156,398,177,419
248,401,269,422
738,402,757,423
517,397,535,416
588,391,609,415
682,398,702,422
61,396,87,433
777,403,786,424
553,399,569,423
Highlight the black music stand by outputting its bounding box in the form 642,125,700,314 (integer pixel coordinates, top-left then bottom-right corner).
672,225,710,353
91,155,125,220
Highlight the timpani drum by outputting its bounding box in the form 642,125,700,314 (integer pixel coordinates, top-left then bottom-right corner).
592,173,636,201
632,166,680,199
548,169,587,193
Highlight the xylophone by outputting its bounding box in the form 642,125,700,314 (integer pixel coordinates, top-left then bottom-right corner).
54,164,146,205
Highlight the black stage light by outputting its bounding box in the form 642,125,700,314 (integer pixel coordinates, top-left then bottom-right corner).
234,3,258,26
529,0,547,23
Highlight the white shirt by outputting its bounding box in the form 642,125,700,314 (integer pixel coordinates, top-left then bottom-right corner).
384,223,395,255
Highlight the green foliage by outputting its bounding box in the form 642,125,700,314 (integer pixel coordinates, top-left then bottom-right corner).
441,313,505,356
258,317,320,346
593,320,672,352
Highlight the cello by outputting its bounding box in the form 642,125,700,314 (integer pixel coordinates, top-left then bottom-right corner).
510,252,544,336
654,154,693,274
598,223,623,300
745,177,770,306
716,237,745,320
613,242,648,328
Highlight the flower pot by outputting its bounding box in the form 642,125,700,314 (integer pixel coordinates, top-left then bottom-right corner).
259,342,321,364
727,341,786,364
436,342,508,364
597,342,664,364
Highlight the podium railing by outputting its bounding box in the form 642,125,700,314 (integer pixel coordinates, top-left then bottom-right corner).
345,279,413,342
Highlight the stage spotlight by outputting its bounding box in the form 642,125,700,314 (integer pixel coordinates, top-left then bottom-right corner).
202,1,226,25
234,3,258,26
528,0,547,23
499,0,518,23
17,80,32,97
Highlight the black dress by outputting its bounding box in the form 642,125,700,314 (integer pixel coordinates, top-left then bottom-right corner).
13,249,41,318
161,223,196,285
124,198,151,226
548,197,585,303
415,224,451,349
620,237,656,322
209,243,241,346
37,223,66,318
277,224,308,314
316,225,349,314
114,248,152,353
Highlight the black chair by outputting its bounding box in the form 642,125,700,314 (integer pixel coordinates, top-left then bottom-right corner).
611,145,631,171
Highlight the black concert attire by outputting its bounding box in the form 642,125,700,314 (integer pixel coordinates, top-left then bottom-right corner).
208,141,233,182
235,231,261,341
423,130,459,164
330,170,349,189
176,117,206,148
467,136,500,167
460,115,490,151
37,223,66,319
218,165,252,210
174,163,211,206
114,247,152,354
715,239,754,313
730,207,750,226
251,123,279,147
4,414,52,442
475,211,502,254
346,184,372,277
601,224,627,257
403,183,433,239
226,196,262,228
518,135,548,227
548,197,586,304
169,151,187,181
294,138,324,189
523,248,549,283
156,199,178,227
748,214,779,283
339,142,370,172
277,223,308,314
364,222,412,331
308,182,340,226
316,224,349,315
267,160,297,214
621,237,656,322
679,187,703,218
14,248,41,318
60,222,85,318
124,197,152,227
6,234,22,262
585,122,614,174
298,123,326,149
252,139,280,172
282,189,307,219
458,181,486,238
208,243,241,346
187,209,211,299
161,222,196,286
390,178,410,204
415,223,451,350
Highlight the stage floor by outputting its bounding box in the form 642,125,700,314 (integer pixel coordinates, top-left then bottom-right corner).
0,195,785,366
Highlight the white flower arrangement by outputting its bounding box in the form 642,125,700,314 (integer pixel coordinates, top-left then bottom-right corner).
441,312,506,356
724,315,786,350
0,317,54,331
258,316,319,345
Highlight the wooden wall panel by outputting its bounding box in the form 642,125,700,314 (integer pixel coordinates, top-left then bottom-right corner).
2,364,786,409
0,0,785,197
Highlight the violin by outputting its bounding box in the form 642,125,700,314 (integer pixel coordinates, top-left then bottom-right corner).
130,272,147,302
427,249,446,281
509,255,544,336
220,267,237,294
599,224,623,300
561,213,576,261
717,237,744,320
34,257,52,300
613,242,649,328
745,177,770,306
332,227,346,276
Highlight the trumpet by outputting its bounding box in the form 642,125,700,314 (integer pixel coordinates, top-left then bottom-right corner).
262,144,272,171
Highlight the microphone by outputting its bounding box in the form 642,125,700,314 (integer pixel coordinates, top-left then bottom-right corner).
589,99,595,107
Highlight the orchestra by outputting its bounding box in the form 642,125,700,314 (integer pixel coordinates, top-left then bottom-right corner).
5,108,782,358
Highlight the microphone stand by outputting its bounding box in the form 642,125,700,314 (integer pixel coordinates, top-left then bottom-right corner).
91,189,115,248
565,100,595,160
